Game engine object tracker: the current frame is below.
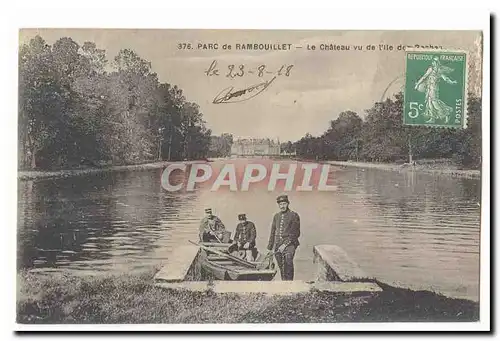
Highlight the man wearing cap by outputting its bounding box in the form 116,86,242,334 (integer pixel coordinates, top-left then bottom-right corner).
199,208,226,242
267,195,300,280
228,214,258,261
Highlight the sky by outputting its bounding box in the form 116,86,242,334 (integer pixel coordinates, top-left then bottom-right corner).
19,29,482,141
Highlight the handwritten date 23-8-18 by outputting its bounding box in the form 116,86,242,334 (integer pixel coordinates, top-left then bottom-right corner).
205,60,294,78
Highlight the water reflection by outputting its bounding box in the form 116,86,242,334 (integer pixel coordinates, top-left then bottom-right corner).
329,168,480,301
17,161,480,300
17,170,194,274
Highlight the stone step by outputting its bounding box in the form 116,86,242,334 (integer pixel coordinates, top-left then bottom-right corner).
313,244,368,282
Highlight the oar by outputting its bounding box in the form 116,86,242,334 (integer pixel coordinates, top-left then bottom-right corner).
209,226,223,243
206,220,223,243
189,240,257,268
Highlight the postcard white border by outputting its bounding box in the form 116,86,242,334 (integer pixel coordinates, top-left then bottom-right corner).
0,0,492,337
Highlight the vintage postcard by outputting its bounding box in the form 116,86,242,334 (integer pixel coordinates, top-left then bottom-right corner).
16,28,485,328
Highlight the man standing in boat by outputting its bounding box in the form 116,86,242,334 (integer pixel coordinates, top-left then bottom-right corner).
228,213,258,261
199,208,227,242
267,195,300,280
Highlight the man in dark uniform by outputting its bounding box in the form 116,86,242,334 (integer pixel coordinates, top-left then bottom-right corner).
199,208,226,242
228,213,258,261
267,195,300,280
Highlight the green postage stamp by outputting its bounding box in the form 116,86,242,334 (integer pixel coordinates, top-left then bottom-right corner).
403,50,469,129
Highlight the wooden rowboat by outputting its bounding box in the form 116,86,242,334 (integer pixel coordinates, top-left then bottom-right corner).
199,242,278,281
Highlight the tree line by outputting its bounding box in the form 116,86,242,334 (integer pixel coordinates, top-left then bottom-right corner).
19,36,212,170
282,92,481,169
19,35,481,171
208,133,233,158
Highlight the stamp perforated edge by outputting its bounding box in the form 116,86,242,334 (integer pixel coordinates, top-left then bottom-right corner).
403,48,470,129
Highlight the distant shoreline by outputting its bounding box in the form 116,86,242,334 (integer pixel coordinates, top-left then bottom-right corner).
326,160,481,180
18,158,481,181
17,160,205,181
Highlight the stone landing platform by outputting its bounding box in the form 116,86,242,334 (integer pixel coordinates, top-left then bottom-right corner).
154,244,382,294
156,280,381,295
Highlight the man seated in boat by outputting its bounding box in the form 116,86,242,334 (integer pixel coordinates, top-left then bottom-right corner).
199,208,228,243
228,213,258,261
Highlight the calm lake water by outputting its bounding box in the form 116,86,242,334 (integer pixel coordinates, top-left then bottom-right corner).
17,159,481,301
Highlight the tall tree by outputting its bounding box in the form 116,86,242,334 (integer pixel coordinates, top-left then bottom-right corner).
323,111,363,161
209,133,234,157
19,36,62,169
19,35,214,170
102,49,159,163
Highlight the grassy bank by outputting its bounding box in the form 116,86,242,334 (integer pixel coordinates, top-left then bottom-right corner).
327,160,481,179
17,270,479,324
18,160,205,181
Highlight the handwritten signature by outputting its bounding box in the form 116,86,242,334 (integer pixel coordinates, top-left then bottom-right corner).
212,76,277,104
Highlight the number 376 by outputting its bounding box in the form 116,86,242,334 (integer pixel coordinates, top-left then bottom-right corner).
408,102,424,118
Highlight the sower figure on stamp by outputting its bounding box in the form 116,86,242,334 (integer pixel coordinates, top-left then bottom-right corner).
267,195,300,280
228,213,258,261
199,208,227,243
